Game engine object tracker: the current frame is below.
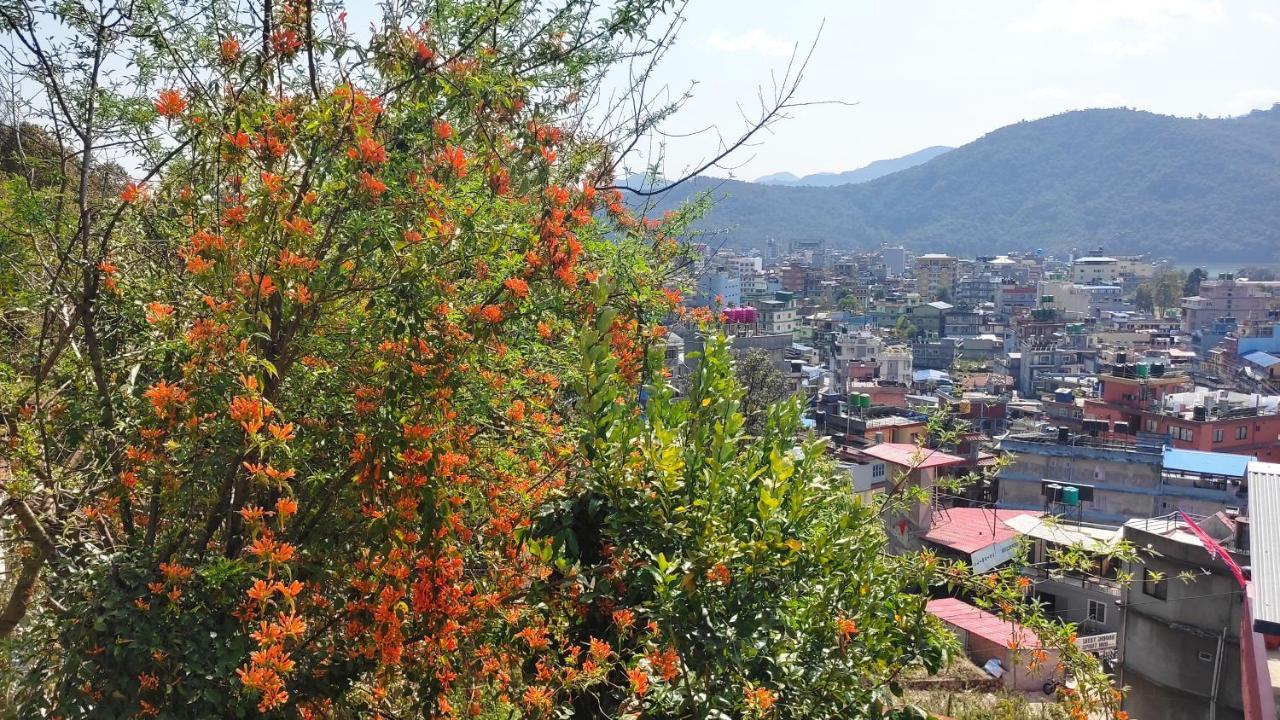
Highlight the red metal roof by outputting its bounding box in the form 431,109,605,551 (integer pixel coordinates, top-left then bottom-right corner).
860,443,964,469
927,598,1041,649
921,508,1041,554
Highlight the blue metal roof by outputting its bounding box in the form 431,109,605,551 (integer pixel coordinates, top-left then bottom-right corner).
913,369,951,382
1243,350,1280,369
1162,447,1255,478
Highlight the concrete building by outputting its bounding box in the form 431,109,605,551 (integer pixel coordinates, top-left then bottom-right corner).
1071,256,1121,285
879,345,913,385
693,266,741,307
954,274,1001,306
996,433,1254,524
914,253,958,298
1182,278,1275,334
757,292,798,336
1118,513,1252,720
881,246,907,278
911,338,962,371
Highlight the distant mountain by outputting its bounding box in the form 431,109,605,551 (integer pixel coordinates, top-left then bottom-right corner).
638,107,1280,262
756,146,953,187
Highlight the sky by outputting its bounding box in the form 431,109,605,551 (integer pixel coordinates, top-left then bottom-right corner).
628,0,1280,181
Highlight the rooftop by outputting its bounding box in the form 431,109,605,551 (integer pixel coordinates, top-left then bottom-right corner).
1250,462,1280,635
861,443,965,470
1074,256,1118,263
1244,351,1280,369
927,598,1041,649
1162,447,1255,479
922,508,1039,555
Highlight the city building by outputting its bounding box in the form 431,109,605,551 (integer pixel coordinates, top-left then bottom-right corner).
1118,513,1252,720
1072,256,1121,285
996,432,1253,524
1182,277,1275,335
914,253,958,298
757,291,799,335
879,345,913,385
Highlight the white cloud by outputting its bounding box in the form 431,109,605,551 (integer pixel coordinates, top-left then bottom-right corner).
706,29,794,58
1010,0,1222,34
1220,88,1280,117
1250,11,1277,25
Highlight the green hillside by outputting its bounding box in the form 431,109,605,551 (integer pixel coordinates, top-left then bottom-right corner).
644,107,1280,261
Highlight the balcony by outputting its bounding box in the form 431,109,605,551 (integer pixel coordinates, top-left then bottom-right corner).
1023,566,1122,598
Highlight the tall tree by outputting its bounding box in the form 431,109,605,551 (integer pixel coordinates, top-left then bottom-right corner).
735,348,788,435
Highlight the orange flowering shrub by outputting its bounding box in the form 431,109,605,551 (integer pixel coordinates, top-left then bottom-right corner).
0,0,1121,718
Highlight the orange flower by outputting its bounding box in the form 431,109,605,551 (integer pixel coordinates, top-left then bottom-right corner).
478,305,502,323
145,302,174,324
612,608,635,630
220,36,240,63
706,562,731,586
836,615,858,639
120,182,144,204
627,667,649,696
587,637,611,661
503,277,529,298
359,171,386,198
434,119,453,140
275,497,298,520
506,400,526,423
349,136,386,165
744,684,776,713
155,89,187,118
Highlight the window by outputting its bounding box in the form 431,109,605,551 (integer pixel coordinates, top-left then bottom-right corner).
1172,426,1194,442
1146,419,1158,432
1142,567,1168,601
1087,599,1107,624
1213,428,1224,443
1236,426,1248,440
872,463,885,478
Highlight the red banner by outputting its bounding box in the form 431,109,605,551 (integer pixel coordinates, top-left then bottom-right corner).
1179,511,1247,589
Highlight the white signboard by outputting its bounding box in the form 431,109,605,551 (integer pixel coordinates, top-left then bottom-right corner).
1075,633,1118,653
970,537,1018,573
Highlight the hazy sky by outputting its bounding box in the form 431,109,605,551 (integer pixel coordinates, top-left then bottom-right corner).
632,0,1280,180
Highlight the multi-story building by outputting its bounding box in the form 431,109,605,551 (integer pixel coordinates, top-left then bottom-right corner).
911,301,953,338
997,282,1038,318
1182,278,1275,334
914,253,958,298
996,433,1253,524
1071,256,1121,285
954,273,1001,306
881,246,907,278
757,291,799,336
1084,363,1280,461
1118,512,1252,720
912,337,962,371
693,266,741,307
878,345,913,385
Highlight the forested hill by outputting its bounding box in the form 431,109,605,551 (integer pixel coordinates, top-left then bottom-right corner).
638,106,1280,261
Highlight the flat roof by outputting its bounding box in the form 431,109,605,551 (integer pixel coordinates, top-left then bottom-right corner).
1244,351,1280,369
861,443,965,470
1249,461,1280,635
922,508,1040,554
1002,513,1121,552
927,598,1041,649
1163,447,1255,479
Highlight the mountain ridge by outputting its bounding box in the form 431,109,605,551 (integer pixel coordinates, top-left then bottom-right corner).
755,145,953,187
641,106,1280,262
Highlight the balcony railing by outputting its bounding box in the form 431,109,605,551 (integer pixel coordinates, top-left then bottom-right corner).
1023,567,1122,598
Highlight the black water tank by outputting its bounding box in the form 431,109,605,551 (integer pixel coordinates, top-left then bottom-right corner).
1193,406,1207,421
1116,352,1127,364
1151,363,1165,377
1058,427,1071,443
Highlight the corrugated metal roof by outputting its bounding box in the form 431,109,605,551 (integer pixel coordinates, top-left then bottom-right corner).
1243,351,1280,369
921,508,1039,554
1248,461,1280,634
861,443,964,470
927,598,1041,649
1162,447,1255,478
